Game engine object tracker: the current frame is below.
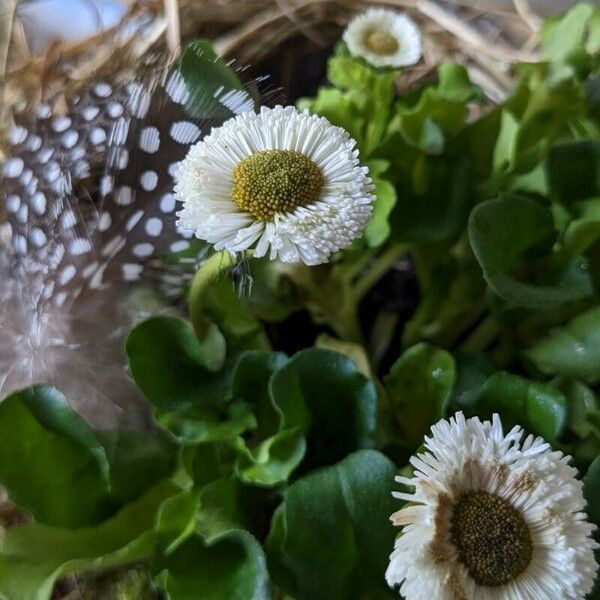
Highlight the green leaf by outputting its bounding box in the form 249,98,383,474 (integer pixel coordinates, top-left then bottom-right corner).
127,317,256,445
233,430,306,487
542,3,595,71
127,316,230,411
588,9,600,57
563,198,600,254
550,377,599,439
327,55,396,94
155,531,270,600
203,276,271,354
196,478,264,543
517,64,586,162
390,63,480,154
469,194,593,308
525,306,600,384
436,63,482,104
389,153,474,243
548,140,600,204
245,258,303,323
266,450,397,600
384,343,456,449
492,110,520,173
326,55,397,155
154,490,199,554
314,333,372,379
230,351,305,486
583,456,600,525
179,40,254,120
450,352,497,412
470,195,553,271
484,63,586,195
98,430,178,509
0,482,177,600
231,352,288,436
155,400,256,445
475,372,567,442
0,386,110,528
270,349,377,468
402,247,487,348
181,444,223,488
364,176,397,247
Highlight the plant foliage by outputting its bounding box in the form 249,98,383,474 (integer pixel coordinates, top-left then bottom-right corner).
1,5,600,598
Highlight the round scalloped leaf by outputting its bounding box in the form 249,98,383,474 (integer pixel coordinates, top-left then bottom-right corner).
126,316,229,411
266,450,397,600
269,348,377,469
0,385,110,528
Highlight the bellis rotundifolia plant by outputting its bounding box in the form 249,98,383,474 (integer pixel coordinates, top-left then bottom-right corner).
0,4,600,600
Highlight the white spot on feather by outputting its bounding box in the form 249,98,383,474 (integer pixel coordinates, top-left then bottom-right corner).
59,264,76,284
140,170,158,191
51,116,71,132
133,243,154,258
170,121,201,144
139,127,160,153
69,238,92,256
31,192,47,215
4,157,24,178
165,71,189,104
8,126,27,145
160,193,176,213
145,218,163,237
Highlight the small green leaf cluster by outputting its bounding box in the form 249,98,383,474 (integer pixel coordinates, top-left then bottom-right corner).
0,318,398,599
292,4,600,384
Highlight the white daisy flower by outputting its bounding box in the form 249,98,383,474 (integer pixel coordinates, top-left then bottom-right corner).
387,412,598,600
343,8,422,68
175,105,373,266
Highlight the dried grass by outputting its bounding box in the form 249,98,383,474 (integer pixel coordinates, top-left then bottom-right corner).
1,0,552,147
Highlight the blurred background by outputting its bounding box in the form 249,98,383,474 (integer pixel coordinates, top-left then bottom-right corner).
0,0,585,142
9,0,579,54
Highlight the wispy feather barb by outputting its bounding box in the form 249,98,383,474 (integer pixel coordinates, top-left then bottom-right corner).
0,58,260,426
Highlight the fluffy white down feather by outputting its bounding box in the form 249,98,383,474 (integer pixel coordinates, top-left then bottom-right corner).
0,251,158,429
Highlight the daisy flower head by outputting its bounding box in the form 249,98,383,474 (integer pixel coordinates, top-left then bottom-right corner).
387,412,598,600
343,8,422,68
175,106,374,266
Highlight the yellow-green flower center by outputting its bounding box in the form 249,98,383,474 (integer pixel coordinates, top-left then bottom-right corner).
450,491,533,587
365,31,399,56
231,150,324,221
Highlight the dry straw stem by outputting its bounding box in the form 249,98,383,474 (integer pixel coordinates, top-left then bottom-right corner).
164,0,182,55
1,0,548,138
0,0,17,83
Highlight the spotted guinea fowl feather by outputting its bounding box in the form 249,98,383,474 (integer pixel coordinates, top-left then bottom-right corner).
0,58,260,427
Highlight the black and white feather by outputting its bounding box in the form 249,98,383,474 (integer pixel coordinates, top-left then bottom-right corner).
0,61,258,427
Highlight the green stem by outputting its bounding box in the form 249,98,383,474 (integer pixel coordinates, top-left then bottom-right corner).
338,249,376,282
299,244,406,345
353,243,407,302
188,251,236,337
490,337,517,368
460,315,499,353
328,304,364,344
